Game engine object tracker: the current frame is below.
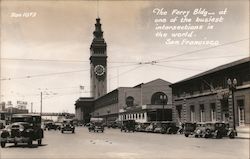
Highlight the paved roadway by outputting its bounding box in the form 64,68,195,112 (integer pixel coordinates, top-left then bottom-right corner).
0,127,249,159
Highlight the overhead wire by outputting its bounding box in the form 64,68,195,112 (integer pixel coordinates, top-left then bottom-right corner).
154,64,206,71
154,38,249,62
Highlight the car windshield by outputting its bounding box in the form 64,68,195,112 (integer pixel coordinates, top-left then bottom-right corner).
12,116,41,124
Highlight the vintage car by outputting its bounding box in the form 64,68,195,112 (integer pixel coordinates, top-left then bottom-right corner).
61,119,75,133
204,122,236,139
164,121,179,134
153,121,178,134
136,122,151,132
120,120,136,132
194,122,206,138
88,118,104,133
0,114,44,148
183,122,197,137
44,122,59,131
145,122,156,133
88,122,104,133
154,122,166,134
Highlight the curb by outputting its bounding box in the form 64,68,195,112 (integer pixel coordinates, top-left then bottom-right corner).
235,136,250,140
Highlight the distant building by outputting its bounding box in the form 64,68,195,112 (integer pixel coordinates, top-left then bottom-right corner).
17,101,28,110
171,57,250,128
0,102,5,111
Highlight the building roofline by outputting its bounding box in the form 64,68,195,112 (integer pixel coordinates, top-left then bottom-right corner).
171,57,250,86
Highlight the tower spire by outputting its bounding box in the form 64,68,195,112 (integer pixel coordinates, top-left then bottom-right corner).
93,18,103,39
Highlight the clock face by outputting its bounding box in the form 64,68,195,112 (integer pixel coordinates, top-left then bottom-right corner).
94,65,105,76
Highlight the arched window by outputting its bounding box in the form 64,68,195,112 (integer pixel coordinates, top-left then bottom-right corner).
126,96,134,107
151,92,167,105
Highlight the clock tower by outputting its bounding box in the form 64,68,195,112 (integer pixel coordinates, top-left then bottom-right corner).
90,18,107,99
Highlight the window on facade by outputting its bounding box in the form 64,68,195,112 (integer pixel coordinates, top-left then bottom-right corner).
190,105,195,122
200,104,205,122
237,99,245,125
151,92,167,105
176,105,182,120
210,103,216,121
126,96,134,107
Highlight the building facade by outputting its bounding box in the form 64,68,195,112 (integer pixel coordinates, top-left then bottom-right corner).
75,78,173,123
171,57,250,129
93,79,172,123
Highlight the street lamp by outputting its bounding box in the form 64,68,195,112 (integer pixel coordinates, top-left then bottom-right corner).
227,78,237,131
160,95,168,121
106,109,110,125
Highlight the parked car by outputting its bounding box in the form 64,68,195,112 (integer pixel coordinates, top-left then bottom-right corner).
204,122,236,139
183,122,197,137
145,122,156,133
154,122,166,134
0,114,43,148
120,120,136,132
194,122,206,138
61,119,75,133
163,121,179,134
136,122,151,132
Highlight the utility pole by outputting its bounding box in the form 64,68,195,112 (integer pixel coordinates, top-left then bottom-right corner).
40,92,42,116
31,102,33,113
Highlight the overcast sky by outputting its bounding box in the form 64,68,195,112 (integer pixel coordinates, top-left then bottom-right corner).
0,0,249,113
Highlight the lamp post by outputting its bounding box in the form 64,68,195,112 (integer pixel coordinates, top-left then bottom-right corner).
160,95,168,121
106,109,110,125
227,78,237,131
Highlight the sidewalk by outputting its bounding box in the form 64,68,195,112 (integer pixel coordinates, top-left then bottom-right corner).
236,126,250,139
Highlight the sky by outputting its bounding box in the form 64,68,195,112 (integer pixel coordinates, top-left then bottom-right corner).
0,0,249,113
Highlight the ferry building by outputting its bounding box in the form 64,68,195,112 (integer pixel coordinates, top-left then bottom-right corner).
75,18,173,123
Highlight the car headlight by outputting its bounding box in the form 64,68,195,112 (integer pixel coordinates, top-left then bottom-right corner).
19,128,24,132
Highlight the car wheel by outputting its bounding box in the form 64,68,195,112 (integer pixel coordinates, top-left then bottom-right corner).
72,130,75,133
204,134,209,138
184,134,189,137
61,130,64,133
14,142,18,146
215,131,222,139
102,130,104,133
28,140,33,146
167,128,172,134
229,132,235,139
38,139,42,145
195,134,198,138
1,142,6,148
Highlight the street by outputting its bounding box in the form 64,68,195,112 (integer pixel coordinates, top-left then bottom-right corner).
0,127,249,159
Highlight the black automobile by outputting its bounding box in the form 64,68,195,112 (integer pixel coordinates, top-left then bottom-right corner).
88,122,104,133
0,114,43,148
44,122,58,131
194,122,206,138
204,122,236,139
162,121,179,134
61,119,75,133
120,120,136,132
135,122,151,132
183,122,196,137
